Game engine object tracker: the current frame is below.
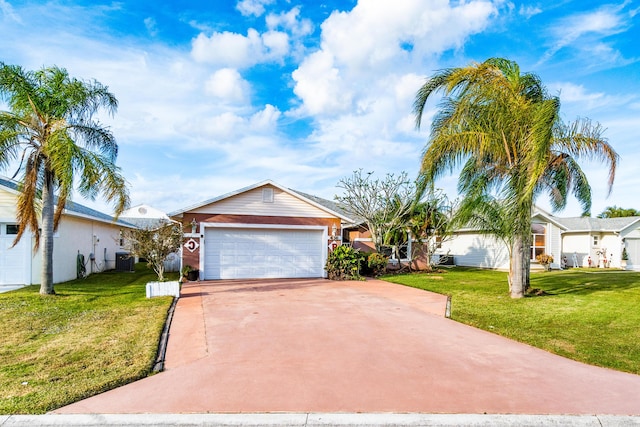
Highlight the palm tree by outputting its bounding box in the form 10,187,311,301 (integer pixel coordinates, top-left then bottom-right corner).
413,58,618,298
597,206,640,218
0,63,129,295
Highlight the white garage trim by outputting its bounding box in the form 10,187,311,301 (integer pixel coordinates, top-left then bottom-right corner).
199,222,328,280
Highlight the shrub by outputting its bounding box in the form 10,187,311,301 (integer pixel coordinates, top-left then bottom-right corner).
622,248,629,261
536,253,554,271
367,252,388,276
326,245,364,281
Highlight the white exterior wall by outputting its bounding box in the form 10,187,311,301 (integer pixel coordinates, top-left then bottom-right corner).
599,233,622,268
0,187,16,218
2,183,132,285
547,222,563,269
36,216,125,284
192,185,331,217
561,234,591,267
438,231,510,269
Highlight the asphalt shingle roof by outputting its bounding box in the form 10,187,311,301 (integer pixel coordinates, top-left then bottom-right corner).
291,189,363,225
0,176,134,227
553,215,640,232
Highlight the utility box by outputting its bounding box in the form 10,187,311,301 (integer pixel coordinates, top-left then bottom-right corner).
115,252,134,272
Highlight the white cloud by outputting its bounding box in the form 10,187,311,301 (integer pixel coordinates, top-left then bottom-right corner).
196,104,281,141
250,104,281,133
191,28,289,68
319,0,497,70
202,112,245,139
291,50,353,116
0,0,21,23
540,3,634,65
519,5,542,19
261,30,289,60
266,7,314,37
144,17,158,37
292,0,497,116
236,0,275,17
549,82,634,111
205,68,250,104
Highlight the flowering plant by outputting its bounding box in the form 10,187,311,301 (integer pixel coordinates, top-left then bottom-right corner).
536,253,554,270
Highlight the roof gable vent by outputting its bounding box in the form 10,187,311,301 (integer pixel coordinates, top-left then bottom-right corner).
262,188,274,203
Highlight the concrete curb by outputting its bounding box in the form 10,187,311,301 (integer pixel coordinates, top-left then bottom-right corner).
152,295,179,372
2,413,640,426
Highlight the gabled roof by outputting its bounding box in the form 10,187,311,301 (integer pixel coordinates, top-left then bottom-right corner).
120,204,170,229
169,179,355,222
0,175,134,228
290,189,362,224
554,216,640,233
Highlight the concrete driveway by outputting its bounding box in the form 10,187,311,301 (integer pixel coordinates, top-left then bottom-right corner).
55,278,640,415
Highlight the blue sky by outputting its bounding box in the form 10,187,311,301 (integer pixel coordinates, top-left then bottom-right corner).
0,0,638,217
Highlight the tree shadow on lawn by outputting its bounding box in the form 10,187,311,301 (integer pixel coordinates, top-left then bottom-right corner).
530,270,640,296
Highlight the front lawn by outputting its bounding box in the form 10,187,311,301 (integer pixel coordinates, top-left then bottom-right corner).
0,264,176,414
384,268,640,375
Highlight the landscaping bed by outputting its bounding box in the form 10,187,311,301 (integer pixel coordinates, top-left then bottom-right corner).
0,264,176,414
384,267,640,375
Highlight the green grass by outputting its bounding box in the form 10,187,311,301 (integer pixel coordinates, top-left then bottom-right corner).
384,267,640,375
0,264,176,414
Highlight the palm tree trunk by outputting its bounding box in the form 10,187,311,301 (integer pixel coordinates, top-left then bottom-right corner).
40,172,55,295
509,234,528,298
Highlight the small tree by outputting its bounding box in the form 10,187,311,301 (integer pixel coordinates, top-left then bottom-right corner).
622,248,629,261
335,170,417,252
405,187,455,271
121,221,183,281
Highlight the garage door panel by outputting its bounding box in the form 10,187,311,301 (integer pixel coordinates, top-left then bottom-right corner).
627,239,640,269
0,225,28,285
204,228,324,280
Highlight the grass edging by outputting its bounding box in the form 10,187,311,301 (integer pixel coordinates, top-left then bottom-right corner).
383,267,640,375
0,264,177,414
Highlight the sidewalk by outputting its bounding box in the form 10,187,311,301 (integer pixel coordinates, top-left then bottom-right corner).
4,413,640,426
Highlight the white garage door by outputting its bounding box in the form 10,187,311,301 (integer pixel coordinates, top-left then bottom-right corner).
204,227,325,280
626,239,640,270
0,224,29,285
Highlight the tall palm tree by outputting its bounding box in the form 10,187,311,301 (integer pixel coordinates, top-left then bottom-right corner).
0,63,129,295
413,58,618,298
597,205,640,218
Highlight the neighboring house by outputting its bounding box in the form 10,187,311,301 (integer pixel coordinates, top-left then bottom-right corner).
120,204,179,272
120,204,171,229
0,175,135,286
169,180,353,280
436,207,640,271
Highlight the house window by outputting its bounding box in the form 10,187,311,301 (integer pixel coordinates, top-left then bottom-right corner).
262,188,274,203
6,224,18,235
384,244,409,261
592,235,599,247
531,224,546,261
